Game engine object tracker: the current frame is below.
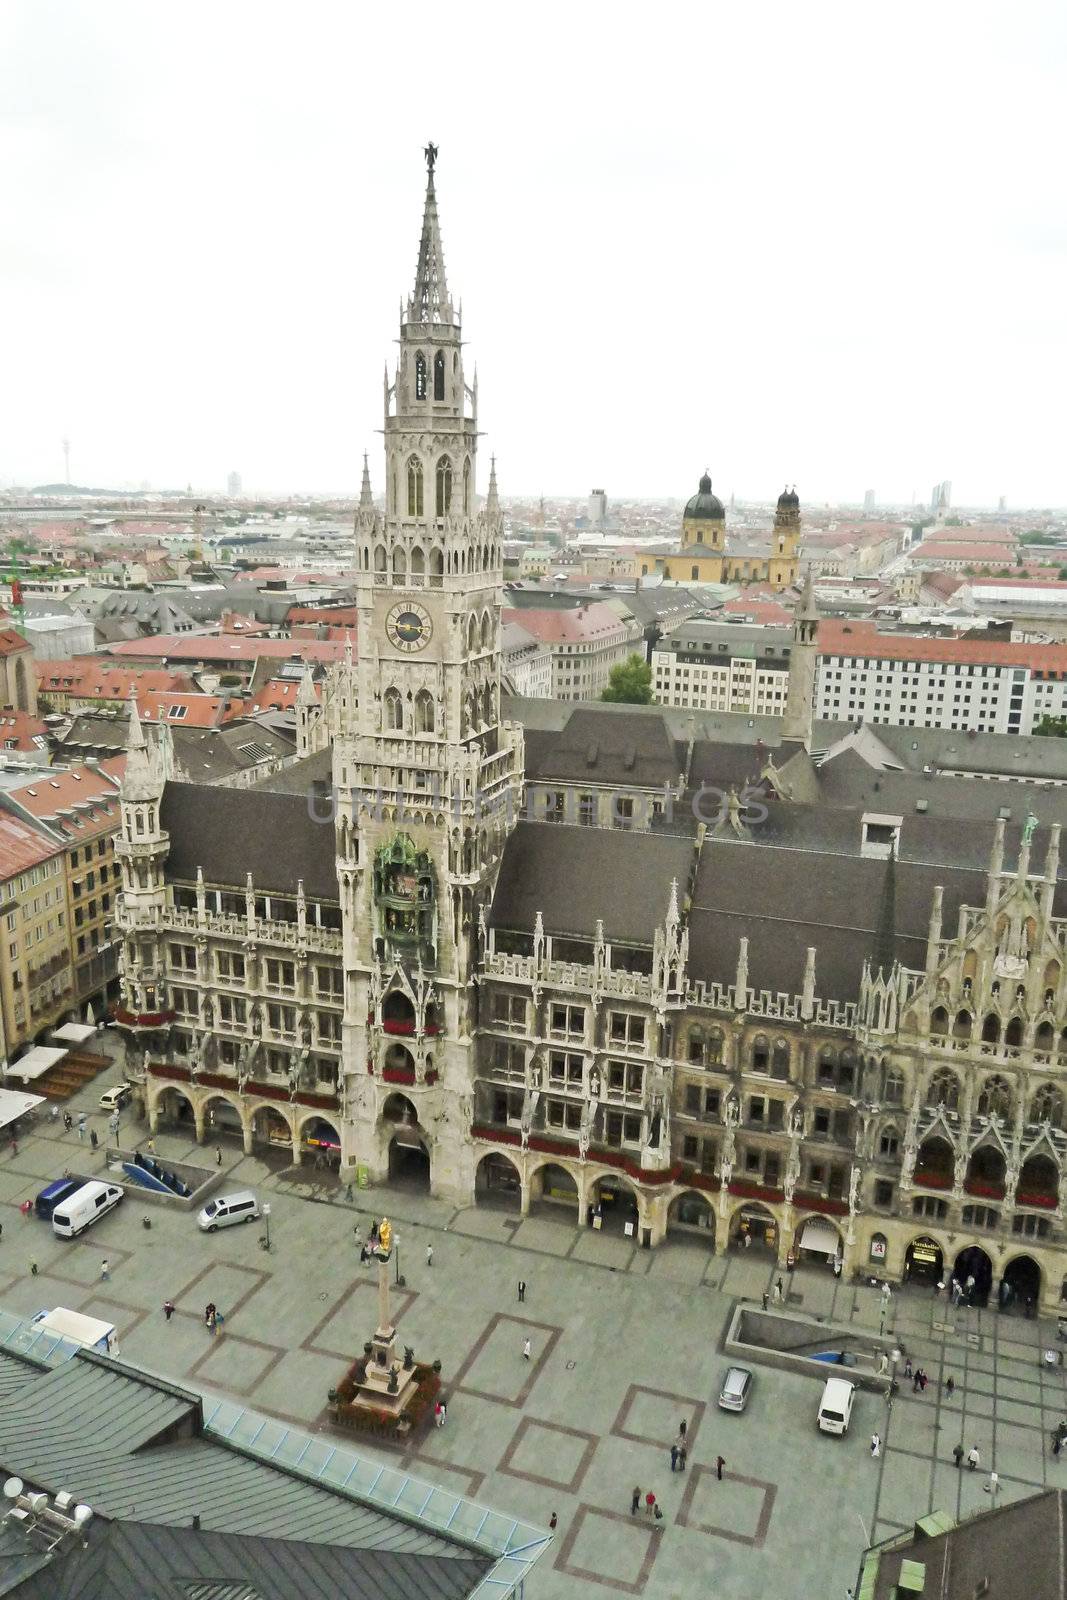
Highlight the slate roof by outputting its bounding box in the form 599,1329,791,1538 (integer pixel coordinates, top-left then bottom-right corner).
863,1488,1066,1600
522,707,686,789
489,820,696,944
160,780,337,900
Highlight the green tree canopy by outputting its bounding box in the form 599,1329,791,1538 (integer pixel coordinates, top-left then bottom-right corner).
602,654,653,705
1034,715,1067,739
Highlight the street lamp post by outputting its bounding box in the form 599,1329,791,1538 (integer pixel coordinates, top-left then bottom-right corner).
262,1202,271,1251
394,1233,401,1286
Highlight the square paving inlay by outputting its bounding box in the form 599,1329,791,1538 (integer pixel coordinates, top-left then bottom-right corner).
498,1415,598,1494
676,1464,776,1547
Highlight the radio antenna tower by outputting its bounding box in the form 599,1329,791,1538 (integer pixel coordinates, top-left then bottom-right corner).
62,437,71,485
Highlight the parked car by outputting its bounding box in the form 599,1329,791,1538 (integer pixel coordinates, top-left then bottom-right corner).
35,1176,89,1221
817,1376,856,1435
197,1191,260,1232
99,1082,133,1112
718,1366,754,1412
51,1181,124,1239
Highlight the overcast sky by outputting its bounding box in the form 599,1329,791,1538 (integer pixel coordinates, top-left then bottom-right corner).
2,1,1064,507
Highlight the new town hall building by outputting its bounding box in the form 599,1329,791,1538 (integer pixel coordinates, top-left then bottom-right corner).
115,156,1067,1313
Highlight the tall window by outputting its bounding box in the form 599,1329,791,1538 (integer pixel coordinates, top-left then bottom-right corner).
436,457,453,518
433,350,445,401
414,689,435,733
384,688,403,730
415,352,427,400
407,457,423,517
463,458,471,513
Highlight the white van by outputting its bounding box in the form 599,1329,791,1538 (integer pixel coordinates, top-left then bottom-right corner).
51,1181,124,1239
198,1191,260,1232
817,1376,857,1435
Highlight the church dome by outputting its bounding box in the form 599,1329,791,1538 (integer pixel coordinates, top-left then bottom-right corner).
777,485,800,512
684,471,725,521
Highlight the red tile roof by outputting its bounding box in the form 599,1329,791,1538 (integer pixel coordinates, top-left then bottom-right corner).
501,603,631,644
138,691,247,727
0,711,49,753
0,812,64,880
5,759,124,842
818,618,1067,670
0,628,31,659
35,660,193,701
101,634,349,664
916,543,1028,563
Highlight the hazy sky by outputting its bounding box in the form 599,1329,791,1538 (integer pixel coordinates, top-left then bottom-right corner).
2,1,1064,506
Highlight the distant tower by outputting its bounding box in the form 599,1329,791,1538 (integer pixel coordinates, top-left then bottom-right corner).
62,438,71,485
227,471,242,497
863,488,876,512
768,485,801,591
781,566,819,748
588,489,607,527
998,495,1007,513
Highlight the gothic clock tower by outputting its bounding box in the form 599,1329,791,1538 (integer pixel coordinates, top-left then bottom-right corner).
333,147,524,1202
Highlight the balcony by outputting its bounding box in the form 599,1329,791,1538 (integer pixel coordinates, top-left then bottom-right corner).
912,1167,952,1191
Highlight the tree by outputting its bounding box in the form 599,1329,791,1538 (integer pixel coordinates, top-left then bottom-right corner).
602,654,653,704
1058,567,1067,581
1034,715,1067,739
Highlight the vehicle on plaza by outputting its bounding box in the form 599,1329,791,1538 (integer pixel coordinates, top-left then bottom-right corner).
99,1083,133,1112
34,1175,89,1221
197,1191,260,1232
51,1180,124,1239
718,1366,754,1412
28,1307,116,1353
817,1376,856,1435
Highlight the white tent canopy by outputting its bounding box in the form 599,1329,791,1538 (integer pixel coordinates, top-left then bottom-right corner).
797,1217,842,1257
0,1088,46,1130
50,1023,96,1045
3,1046,67,1082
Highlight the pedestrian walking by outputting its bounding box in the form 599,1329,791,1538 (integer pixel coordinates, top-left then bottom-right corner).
205,1301,216,1327
870,1433,881,1458
881,1281,891,1301
426,1244,433,1267
439,1398,447,1425
919,1371,928,1393
50,1105,59,1126
877,1353,889,1376
9,1135,17,1157
146,1137,155,1156
904,1357,912,1379
215,1146,222,1166
434,1401,444,1428
772,1279,783,1304
761,1291,769,1310
77,1114,87,1141
952,1444,964,1469
670,1444,679,1472
913,1371,921,1393
967,1446,980,1471
0,1221,3,1242
63,1112,73,1133
29,1259,38,1276
644,1491,656,1521
984,1471,999,1496
162,1300,175,1321
946,1376,955,1398
522,1338,531,1361
90,1129,99,1150
549,1512,558,1532
630,1486,641,1516
677,1443,687,1472
100,1259,109,1281
678,1418,688,1440
518,1280,527,1303
1053,1431,1063,1458
716,1455,725,1481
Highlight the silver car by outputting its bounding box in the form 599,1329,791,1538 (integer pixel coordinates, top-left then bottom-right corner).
718,1366,754,1412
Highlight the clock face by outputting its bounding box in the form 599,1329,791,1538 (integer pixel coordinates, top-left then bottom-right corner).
386,601,433,653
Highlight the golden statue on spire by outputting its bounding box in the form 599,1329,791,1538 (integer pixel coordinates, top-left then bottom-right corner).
378,1217,392,1255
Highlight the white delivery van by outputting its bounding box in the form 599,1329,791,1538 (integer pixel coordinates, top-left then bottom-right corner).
817,1376,857,1435
198,1190,260,1232
51,1180,124,1239
29,1307,116,1353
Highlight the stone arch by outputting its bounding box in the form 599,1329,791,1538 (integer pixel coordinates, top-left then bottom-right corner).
728,1199,778,1251
250,1101,295,1151
406,456,424,517
384,687,403,731
528,1159,580,1222
1031,1082,1064,1127
414,350,427,401
466,613,478,654
966,1141,1006,1193
1019,1151,1058,1205
14,655,30,712
916,1133,954,1185
480,610,493,650
977,1074,1012,1119
880,1063,905,1104
373,544,387,575
429,545,444,580
299,1113,341,1158
1004,1013,1024,1048
382,987,416,1031
667,1188,717,1247
201,1091,247,1139
410,544,425,577
588,1169,641,1235
953,1244,994,1305
435,456,453,518
981,1011,1001,1045
952,1009,972,1041
1002,1253,1042,1310
151,1083,196,1130
930,1005,949,1035
926,1067,960,1111
794,1213,844,1268
382,1041,416,1081
414,688,435,734
392,544,406,579
433,348,445,401
904,1233,945,1284
475,1149,522,1211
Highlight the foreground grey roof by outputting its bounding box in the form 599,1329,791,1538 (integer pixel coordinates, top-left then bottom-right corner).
0,1351,492,1599
160,780,337,899
523,706,686,789
489,820,696,944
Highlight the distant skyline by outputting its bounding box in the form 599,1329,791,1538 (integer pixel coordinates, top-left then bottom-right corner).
1,2,1064,506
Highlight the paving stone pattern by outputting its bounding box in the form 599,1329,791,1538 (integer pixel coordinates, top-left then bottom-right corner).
2,1070,1064,1599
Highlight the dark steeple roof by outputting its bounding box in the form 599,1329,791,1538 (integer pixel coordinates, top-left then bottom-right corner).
684,471,726,521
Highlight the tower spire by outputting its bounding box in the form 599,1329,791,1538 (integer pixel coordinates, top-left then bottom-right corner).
408,144,452,326
359,452,373,509
780,566,819,748
486,454,499,516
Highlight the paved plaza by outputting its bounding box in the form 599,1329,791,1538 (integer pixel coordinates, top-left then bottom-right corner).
3,1061,1066,1599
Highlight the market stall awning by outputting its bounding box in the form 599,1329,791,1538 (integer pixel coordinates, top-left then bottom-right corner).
797,1217,842,1257
50,1022,96,1045
0,1087,46,1129
4,1046,67,1082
